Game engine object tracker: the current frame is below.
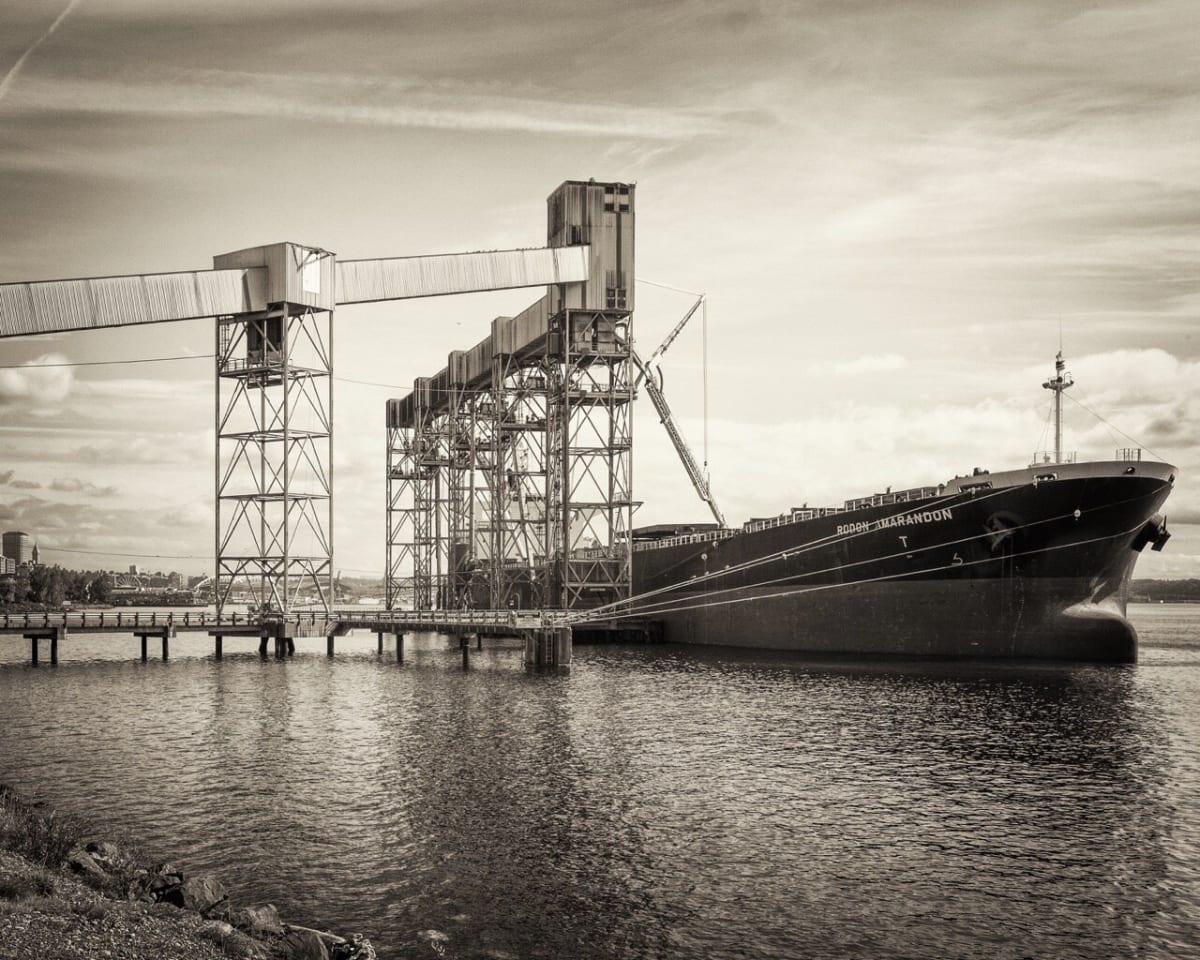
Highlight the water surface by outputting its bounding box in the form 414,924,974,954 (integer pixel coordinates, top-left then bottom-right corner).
1,604,1197,959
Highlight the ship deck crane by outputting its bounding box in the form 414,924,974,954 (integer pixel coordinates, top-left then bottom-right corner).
632,292,726,528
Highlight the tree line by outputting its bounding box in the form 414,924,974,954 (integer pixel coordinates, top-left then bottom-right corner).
0,565,115,607
1131,579,1200,603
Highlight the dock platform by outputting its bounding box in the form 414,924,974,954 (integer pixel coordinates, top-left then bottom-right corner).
0,609,655,668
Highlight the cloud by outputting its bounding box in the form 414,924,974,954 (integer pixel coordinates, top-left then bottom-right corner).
831,354,909,376
49,477,118,497
655,348,1200,536
0,355,74,409
11,66,725,141
0,495,208,572
0,472,41,491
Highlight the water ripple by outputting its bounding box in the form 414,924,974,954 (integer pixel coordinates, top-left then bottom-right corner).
0,609,1198,959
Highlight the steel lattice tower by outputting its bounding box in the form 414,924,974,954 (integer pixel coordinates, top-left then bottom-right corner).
543,307,633,608
214,244,335,615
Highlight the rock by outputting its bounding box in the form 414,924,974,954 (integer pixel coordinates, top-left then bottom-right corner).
163,874,228,915
330,934,377,959
83,840,123,869
282,923,343,947
66,846,107,879
146,862,184,900
277,927,330,960
198,921,269,959
230,903,284,938
198,919,234,938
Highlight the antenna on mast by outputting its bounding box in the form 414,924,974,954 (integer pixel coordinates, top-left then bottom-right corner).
1042,350,1073,464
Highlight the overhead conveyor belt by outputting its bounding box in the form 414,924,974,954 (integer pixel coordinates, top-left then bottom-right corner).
336,247,588,304
0,268,263,338
0,245,590,338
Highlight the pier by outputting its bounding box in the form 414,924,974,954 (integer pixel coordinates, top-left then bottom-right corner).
0,609,597,668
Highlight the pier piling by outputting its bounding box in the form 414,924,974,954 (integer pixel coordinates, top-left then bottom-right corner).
460,636,470,670
377,631,384,655
523,626,572,669
396,633,404,662
133,627,172,662
214,635,223,660
327,634,335,657
22,628,64,666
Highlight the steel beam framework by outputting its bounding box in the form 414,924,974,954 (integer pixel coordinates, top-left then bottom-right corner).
544,308,633,609
489,349,550,609
215,304,333,615
386,416,419,610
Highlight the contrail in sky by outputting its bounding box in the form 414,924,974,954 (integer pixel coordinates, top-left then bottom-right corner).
0,0,84,105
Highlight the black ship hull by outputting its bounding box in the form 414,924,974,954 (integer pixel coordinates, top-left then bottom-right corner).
629,462,1175,662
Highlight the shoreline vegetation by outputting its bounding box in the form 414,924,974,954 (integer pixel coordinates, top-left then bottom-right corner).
1,577,1199,614
0,785,376,959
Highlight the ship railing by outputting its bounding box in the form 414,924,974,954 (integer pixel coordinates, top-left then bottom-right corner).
631,528,739,552
742,507,842,534
843,487,941,511
570,545,631,559
1031,451,1078,464
1116,447,1143,462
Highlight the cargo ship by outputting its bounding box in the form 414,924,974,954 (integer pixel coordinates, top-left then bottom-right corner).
626,354,1175,662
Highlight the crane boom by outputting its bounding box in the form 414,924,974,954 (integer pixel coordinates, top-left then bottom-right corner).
632,349,726,527
632,293,703,388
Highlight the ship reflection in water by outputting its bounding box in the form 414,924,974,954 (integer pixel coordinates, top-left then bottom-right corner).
0,605,1197,959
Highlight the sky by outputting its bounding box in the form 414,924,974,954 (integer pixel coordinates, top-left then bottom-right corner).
0,0,1197,580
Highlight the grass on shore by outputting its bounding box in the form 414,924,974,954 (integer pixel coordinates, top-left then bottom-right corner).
0,784,85,870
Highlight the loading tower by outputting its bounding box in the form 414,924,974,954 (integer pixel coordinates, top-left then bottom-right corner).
386,180,635,612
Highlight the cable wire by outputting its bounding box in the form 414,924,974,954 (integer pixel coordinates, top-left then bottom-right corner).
0,354,213,369
1065,392,1162,461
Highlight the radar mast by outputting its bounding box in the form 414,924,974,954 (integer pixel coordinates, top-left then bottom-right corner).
1042,351,1074,464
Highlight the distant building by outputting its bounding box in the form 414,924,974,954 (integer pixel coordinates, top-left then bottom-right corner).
2,531,32,566
30,543,39,566
0,556,15,576
129,564,141,576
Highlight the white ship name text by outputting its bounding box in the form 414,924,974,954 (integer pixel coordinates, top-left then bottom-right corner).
836,508,954,536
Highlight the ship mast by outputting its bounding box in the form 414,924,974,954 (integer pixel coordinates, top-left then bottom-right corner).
1042,350,1073,464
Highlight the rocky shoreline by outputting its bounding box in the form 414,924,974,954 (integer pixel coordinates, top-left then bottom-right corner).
0,785,376,959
